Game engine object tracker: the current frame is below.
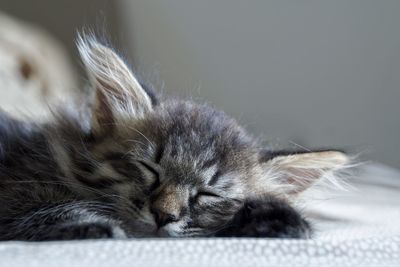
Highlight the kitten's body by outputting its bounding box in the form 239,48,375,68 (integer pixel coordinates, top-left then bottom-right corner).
0,36,348,240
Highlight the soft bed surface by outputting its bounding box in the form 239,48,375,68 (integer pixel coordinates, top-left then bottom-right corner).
1,163,400,267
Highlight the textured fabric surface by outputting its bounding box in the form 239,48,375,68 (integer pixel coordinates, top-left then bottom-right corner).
0,236,399,267
0,163,399,267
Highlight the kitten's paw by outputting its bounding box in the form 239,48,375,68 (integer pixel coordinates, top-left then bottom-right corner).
43,222,126,241
217,198,312,238
239,200,312,238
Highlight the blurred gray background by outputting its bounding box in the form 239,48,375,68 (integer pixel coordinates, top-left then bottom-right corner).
1,0,399,167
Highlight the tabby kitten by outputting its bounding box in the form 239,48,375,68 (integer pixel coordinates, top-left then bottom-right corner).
0,35,348,240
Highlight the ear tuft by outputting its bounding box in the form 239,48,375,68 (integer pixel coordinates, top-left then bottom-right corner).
257,150,350,196
76,33,153,134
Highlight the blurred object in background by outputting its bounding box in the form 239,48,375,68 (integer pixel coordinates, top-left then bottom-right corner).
0,11,77,120
0,0,120,64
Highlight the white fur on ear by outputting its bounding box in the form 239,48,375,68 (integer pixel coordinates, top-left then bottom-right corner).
257,151,350,196
77,34,152,131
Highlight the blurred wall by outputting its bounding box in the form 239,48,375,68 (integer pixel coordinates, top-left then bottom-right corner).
0,0,120,67
118,0,400,167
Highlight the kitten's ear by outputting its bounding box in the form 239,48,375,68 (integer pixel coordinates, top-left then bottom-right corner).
253,150,348,196
77,35,153,135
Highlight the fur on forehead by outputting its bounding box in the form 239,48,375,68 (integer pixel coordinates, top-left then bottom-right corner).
77,34,153,135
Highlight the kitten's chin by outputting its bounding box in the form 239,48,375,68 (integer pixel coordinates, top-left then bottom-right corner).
124,219,183,237
130,227,174,237
123,220,159,237
156,223,187,237
129,224,182,238
155,228,172,237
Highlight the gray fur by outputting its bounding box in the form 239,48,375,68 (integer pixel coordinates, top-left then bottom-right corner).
0,35,348,240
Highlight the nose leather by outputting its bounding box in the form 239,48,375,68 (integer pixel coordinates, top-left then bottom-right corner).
151,186,185,227
151,208,179,227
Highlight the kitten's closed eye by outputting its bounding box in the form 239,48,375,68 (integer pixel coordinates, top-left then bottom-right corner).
136,160,161,191
107,154,139,178
193,191,222,207
106,153,160,190
195,191,221,200
196,191,220,199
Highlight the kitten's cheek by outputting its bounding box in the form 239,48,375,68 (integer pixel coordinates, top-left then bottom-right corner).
159,222,182,237
140,206,158,227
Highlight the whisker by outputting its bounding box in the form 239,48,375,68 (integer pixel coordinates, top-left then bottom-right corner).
3,179,144,217
127,127,155,148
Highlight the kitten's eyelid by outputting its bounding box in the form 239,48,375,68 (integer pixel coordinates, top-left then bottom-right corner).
195,191,222,206
136,160,161,191
136,160,160,177
197,191,221,198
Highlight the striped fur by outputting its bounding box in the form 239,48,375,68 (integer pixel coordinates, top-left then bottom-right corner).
0,35,349,240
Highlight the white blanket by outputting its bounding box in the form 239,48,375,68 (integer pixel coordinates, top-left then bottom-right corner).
0,163,399,267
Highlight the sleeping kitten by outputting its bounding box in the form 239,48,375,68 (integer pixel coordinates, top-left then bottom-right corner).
0,35,348,240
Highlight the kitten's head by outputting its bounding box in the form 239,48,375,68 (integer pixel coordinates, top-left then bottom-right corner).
59,36,348,237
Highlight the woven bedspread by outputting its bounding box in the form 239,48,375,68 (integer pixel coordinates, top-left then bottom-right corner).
0,163,399,267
